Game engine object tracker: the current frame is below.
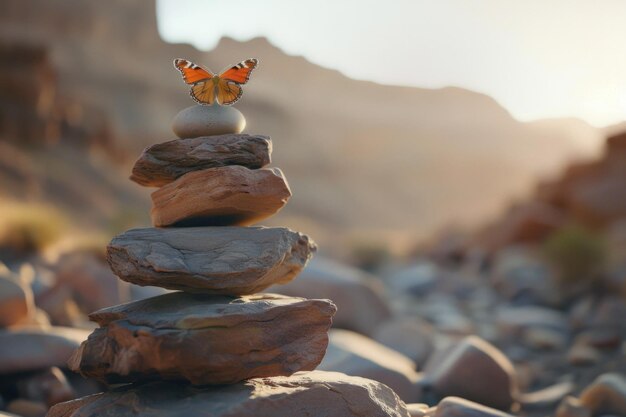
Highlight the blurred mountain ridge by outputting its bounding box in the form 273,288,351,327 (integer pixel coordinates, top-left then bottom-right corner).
0,0,607,246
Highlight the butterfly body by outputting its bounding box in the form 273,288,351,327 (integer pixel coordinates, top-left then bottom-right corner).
174,58,258,106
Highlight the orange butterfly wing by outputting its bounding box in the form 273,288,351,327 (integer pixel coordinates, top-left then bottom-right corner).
215,58,258,105
190,81,216,105
174,58,214,84
216,79,242,106
219,58,258,84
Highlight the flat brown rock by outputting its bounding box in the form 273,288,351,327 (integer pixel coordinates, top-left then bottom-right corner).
68,292,336,385
130,134,272,187
107,226,316,294
48,371,410,417
151,166,291,227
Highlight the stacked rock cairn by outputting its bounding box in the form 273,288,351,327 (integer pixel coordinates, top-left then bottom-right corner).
48,104,411,416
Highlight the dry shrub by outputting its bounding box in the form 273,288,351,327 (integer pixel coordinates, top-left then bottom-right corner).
0,202,66,260
542,224,607,290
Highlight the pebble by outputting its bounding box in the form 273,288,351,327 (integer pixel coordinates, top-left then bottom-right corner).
172,105,245,138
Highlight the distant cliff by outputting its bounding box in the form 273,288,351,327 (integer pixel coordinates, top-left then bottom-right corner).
0,0,604,246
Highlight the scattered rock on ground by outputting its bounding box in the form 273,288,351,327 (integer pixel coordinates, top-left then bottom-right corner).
434,396,515,417
270,257,391,336
107,226,316,294
319,329,421,403
386,262,439,296
518,380,575,410
69,292,336,385
579,373,626,416
373,317,434,367
48,371,411,417
0,267,34,327
422,336,519,410
51,250,129,312
406,403,435,417
150,166,291,227
131,134,272,187
556,396,591,417
16,366,74,407
0,326,89,374
6,398,47,417
567,343,601,366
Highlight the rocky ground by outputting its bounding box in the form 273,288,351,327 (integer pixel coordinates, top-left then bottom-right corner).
0,131,625,416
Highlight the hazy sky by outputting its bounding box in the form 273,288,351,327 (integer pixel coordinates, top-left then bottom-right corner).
157,0,626,127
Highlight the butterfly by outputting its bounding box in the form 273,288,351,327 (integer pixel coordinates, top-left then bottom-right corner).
174,58,258,106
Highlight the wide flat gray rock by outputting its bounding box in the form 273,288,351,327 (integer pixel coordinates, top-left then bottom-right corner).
48,371,410,417
130,134,271,187
68,292,336,385
107,226,316,294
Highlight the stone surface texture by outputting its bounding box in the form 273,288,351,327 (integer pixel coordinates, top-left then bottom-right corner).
48,371,411,417
107,226,316,294
130,134,272,187
171,105,245,138
150,166,291,227
68,292,336,385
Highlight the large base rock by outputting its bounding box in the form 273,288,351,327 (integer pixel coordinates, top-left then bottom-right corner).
48,371,411,417
68,292,336,385
150,166,291,227
107,226,316,294
130,134,272,187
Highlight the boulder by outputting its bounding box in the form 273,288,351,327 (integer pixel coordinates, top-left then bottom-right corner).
0,266,34,327
107,226,316,294
48,371,411,417
434,397,515,417
0,327,89,374
579,373,626,416
318,329,421,402
150,166,291,227
171,105,245,138
270,257,391,336
422,336,518,410
373,317,435,366
130,134,272,187
69,292,336,385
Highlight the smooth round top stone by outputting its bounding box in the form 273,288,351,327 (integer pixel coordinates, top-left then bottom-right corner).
172,105,246,138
